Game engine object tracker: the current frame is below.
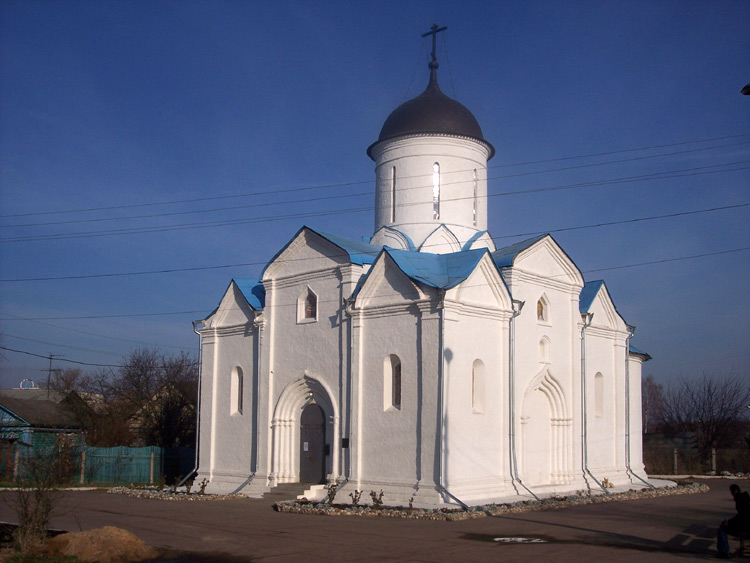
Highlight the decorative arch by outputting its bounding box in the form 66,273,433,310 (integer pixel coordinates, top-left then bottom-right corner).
520,369,573,486
538,336,550,363
230,366,243,415
270,375,338,484
419,224,461,253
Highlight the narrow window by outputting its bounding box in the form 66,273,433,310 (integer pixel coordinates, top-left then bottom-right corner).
472,169,477,226
537,297,548,322
594,373,604,418
384,355,402,410
230,366,243,415
297,288,318,323
472,359,485,414
305,291,317,319
391,166,396,224
432,162,440,220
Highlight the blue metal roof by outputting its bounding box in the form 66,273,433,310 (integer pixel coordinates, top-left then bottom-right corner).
315,229,382,265
385,247,488,289
462,230,491,251
579,280,605,312
491,234,548,268
629,344,652,361
233,278,265,310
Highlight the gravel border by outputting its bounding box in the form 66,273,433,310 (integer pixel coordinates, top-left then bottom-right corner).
107,486,247,501
273,482,709,521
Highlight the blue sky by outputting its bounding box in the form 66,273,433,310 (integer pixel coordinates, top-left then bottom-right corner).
1,0,748,388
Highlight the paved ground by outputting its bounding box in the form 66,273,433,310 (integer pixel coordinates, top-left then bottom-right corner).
0,479,746,562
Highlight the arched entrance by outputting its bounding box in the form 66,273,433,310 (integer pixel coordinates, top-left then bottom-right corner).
299,403,326,483
270,375,338,484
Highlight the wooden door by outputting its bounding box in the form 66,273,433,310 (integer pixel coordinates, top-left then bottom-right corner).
299,404,325,483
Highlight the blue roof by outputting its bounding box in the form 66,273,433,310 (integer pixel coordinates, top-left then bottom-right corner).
462,230,491,251
385,247,488,289
579,280,605,312
629,344,652,360
491,234,548,268
233,279,265,310
315,229,382,265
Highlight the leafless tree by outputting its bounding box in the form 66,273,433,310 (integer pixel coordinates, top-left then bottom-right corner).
82,349,198,447
659,372,750,463
642,375,665,434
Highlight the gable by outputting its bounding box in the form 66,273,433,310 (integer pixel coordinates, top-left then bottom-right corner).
204,280,256,328
355,252,425,309
419,225,461,253
451,253,512,310
508,235,584,288
584,282,628,332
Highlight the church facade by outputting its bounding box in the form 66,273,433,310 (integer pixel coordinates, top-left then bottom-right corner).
194,47,652,507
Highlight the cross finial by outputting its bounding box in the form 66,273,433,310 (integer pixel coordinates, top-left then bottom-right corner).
421,23,447,66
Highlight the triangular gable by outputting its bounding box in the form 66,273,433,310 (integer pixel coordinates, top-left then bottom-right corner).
262,226,381,280
202,279,257,327
451,252,513,310
493,234,584,287
419,224,461,253
579,280,627,331
353,250,425,308
0,404,29,426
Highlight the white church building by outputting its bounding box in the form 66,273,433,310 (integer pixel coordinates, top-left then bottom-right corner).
194,37,652,507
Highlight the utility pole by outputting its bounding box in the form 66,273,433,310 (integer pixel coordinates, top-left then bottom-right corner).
46,353,63,398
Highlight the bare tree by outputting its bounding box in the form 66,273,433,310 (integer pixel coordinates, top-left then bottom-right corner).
659,372,750,463
642,375,665,434
82,349,198,447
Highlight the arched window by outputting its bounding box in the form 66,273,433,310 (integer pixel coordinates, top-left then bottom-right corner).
384,355,402,410
297,287,318,323
472,169,478,226
391,166,397,224
537,296,549,322
432,162,440,220
472,359,485,414
230,366,243,415
594,372,604,418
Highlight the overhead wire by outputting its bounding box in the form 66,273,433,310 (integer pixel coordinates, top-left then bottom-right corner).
1,134,746,222
1,160,747,243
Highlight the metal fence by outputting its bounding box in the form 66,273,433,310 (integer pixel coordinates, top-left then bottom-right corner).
0,443,195,485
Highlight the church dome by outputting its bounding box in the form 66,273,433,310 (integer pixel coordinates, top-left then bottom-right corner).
368,62,495,159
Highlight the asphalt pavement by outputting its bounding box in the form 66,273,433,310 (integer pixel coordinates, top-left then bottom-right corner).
0,478,746,562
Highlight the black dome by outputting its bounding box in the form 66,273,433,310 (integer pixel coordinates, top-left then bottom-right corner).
368,66,495,159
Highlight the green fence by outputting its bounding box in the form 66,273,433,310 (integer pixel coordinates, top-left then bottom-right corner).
0,442,195,485
81,446,195,484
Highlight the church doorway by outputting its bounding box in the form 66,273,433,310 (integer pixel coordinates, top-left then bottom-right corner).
299,403,326,483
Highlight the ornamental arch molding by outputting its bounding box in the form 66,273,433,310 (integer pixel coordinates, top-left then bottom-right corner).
519,369,573,486
270,374,339,484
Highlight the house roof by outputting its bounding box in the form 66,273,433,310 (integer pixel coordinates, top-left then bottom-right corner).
0,396,80,429
579,280,605,312
629,344,652,361
233,279,265,310
491,234,548,268
0,388,66,403
384,247,489,290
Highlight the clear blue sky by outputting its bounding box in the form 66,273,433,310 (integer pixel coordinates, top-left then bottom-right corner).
1,0,748,388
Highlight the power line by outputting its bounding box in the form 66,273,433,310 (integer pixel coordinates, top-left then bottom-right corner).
1,201,746,282
0,345,123,368
1,161,746,243
1,134,746,221
1,244,747,322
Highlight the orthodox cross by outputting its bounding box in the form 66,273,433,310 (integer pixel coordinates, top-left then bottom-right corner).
421,24,447,63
